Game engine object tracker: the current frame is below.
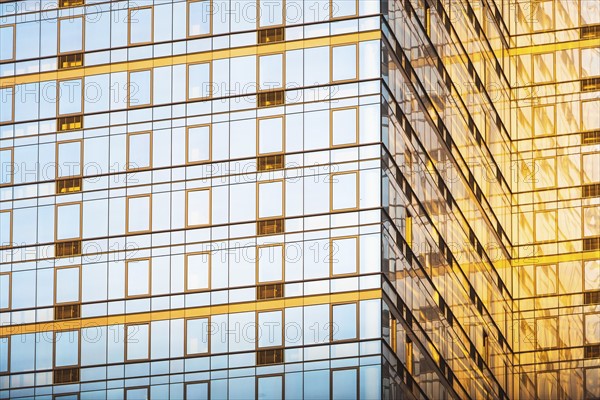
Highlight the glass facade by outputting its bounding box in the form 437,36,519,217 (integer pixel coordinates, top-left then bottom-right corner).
0,0,597,399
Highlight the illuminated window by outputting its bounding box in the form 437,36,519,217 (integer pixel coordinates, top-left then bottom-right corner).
126,324,150,360
56,203,82,241
330,237,358,276
58,17,83,54
127,195,151,233
331,172,358,211
331,108,358,146
188,63,211,99
186,189,211,227
127,132,152,170
185,252,210,291
126,259,151,297
0,25,15,61
186,125,211,164
128,7,153,44
188,0,211,37
258,180,284,219
55,266,81,304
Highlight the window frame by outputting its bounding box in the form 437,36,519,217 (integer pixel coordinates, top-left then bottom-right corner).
53,329,81,368
330,0,358,19
187,0,212,38
54,265,82,305
0,85,15,124
330,302,358,343
330,367,359,399
535,316,559,349
184,317,211,356
256,243,285,284
0,272,10,311
186,62,212,101
186,124,212,164
256,309,284,349
534,263,557,296
126,194,152,234
185,188,212,228
257,115,285,156
257,52,285,92
582,204,600,238
125,324,151,362
125,258,152,298
56,78,84,117
56,140,83,178
257,0,285,28
532,156,557,189
55,202,83,242
330,43,358,83
257,179,285,220
185,251,211,292
57,16,84,55
184,380,211,400
533,209,558,243
330,106,359,147
255,374,284,399
582,152,600,184
330,171,359,212
128,6,154,46
0,24,15,62
126,131,153,171
532,104,556,137
0,147,14,186
127,69,153,109
329,236,359,277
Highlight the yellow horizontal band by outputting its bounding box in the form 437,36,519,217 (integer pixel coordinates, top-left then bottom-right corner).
508,38,599,56
0,30,381,87
511,249,600,267
0,289,382,336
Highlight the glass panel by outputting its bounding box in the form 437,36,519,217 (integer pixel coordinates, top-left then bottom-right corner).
56,267,80,303
59,17,83,53
259,53,283,90
585,260,600,291
0,337,7,373
187,189,211,226
126,388,149,400
258,245,283,283
54,330,79,367
536,318,558,348
188,0,211,36
584,206,600,238
187,382,209,400
258,376,283,400
258,117,283,154
535,264,557,295
259,0,283,27
128,196,150,233
332,369,358,400
332,303,357,341
126,324,149,360
57,203,81,240
259,181,283,218
129,70,152,106
332,45,357,81
0,211,10,246
58,80,82,115
586,314,600,344
331,237,357,275
187,125,211,163
186,253,210,290
332,108,357,146
127,259,150,297
188,63,211,99
186,318,209,354
57,142,82,178
129,7,153,44
332,0,356,17
0,87,13,123
0,149,12,184
128,133,152,169
258,311,282,348
0,25,14,60
0,274,8,309
583,154,600,183
332,173,357,210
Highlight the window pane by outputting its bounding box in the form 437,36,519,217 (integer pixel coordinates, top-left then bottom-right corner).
0,274,8,309
129,8,153,44
57,142,82,178
57,203,81,240
187,189,211,226
186,318,209,354
187,125,211,163
258,117,283,154
258,311,282,348
0,87,13,123
58,80,82,115
583,153,600,183
536,318,558,348
259,0,283,27
331,237,357,275
129,70,152,106
0,211,10,246
332,369,357,400
128,196,150,233
332,303,357,341
332,108,357,146
0,149,12,185
128,133,152,169
535,264,557,295
259,54,283,90
188,63,211,99
59,17,83,53
186,253,210,291
0,25,14,60
187,382,209,399
0,337,7,373
584,206,600,238
258,245,283,283
332,45,357,81
332,173,357,210
54,331,79,367
585,260,600,291
127,324,149,360
56,267,80,303
127,259,150,297
332,0,356,17
188,1,211,36
259,181,283,218
126,388,149,400
258,376,282,400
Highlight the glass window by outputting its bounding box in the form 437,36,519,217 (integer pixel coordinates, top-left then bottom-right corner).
257,245,283,283
257,375,283,400
533,105,555,136
58,80,82,115
127,132,152,170
584,260,600,291
128,70,152,107
536,317,558,348
187,125,211,163
129,7,153,44
533,53,554,83
0,273,9,310
126,324,150,360
583,206,600,238
54,330,79,367
126,387,149,400
332,303,357,341
0,25,14,60
585,314,600,344
332,0,357,18
332,108,358,146
582,153,600,183
0,337,7,373
127,259,151,297
332,368,358,400
535,264,557,295
127,195,151,233
258,311,282,348
188,0,211,36
534,210,557,242
187,382,209,399
186,318,209,355
258,181,284,218
188,63,211,99
0,86,14,123
0,210,11,247
332,45,357,82
258,117,283,155
259,0,283,27
186,252,210,291
586,368,600,399
0,148,13,185
55,266,80,304
331,172,358,211
59,17,83,54
186,189,211,227
533,157,556,188
57,141,82,178
582,100,600,132
259,53,283,90
56,203,81,240
331,237,358,276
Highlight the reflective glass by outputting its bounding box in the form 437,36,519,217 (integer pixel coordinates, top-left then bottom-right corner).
187,189,211,226
127,260,150,297
126,324,150,360
129,8,153,44
0,86,13,122
332,45,357,81
128,133,152,169
54,331,79,367
0,25,14,60
332,303,357,341
331,237,357,275
257,376,283,400
186,253,210,290
126,388,149,400
259,181,283,218
259,0,283,27
0,149,12,184
332,108,357,146
58,80,82,115
258,117,283,154
258,245,283,283
0,274,8,309
188,0,211,36
186,318,209,354
56,267,80,304
0,337,7,373
258,311,283,347
332,369,358,400
128,196,151,233
129,70,152,106
57,141,82,178
188,63,211,99
0,211,10,246
332,173,357,210
56,203,81,240
187,125,211,163
259,54,283,90
59,17,83,53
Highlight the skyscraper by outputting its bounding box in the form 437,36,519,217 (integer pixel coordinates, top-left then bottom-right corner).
0,0,597,399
